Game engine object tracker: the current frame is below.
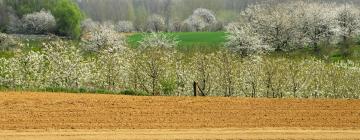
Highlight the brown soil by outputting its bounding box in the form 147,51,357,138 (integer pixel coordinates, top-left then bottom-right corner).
2,129,360,140
1,91,360,130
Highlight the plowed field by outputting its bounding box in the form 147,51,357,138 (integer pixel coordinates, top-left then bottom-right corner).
1,91,360,139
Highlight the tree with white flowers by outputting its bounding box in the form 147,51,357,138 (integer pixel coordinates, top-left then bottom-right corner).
17,51,46,88
42,41,91,88
134,33,178,95
93,46,131,90
296,2,338,52
184,8,217,31
22,10,56,34
184,15,206,32
146,14,166,32
241,3,301,51
193,8,217,25
81,24,126,52
336,5,360,56
336,5,360,40
225,23,271,57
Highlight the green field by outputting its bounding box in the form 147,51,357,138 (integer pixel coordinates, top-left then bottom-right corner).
128,32,227,52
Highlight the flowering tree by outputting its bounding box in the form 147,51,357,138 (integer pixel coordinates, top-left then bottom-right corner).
336,5,360,40
146,14,166,32
296,2,338,52
193,8,217,25
225,23,271,57
134,33,178,95
92,47,131,90
22,10,56,34
42,40,91,88
184,8,217,31
184,15,206,32
116,21,134,33
241,3,300,51
237,56,264,97
336,5,360,56
81,25,126,52
17,51,46,88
